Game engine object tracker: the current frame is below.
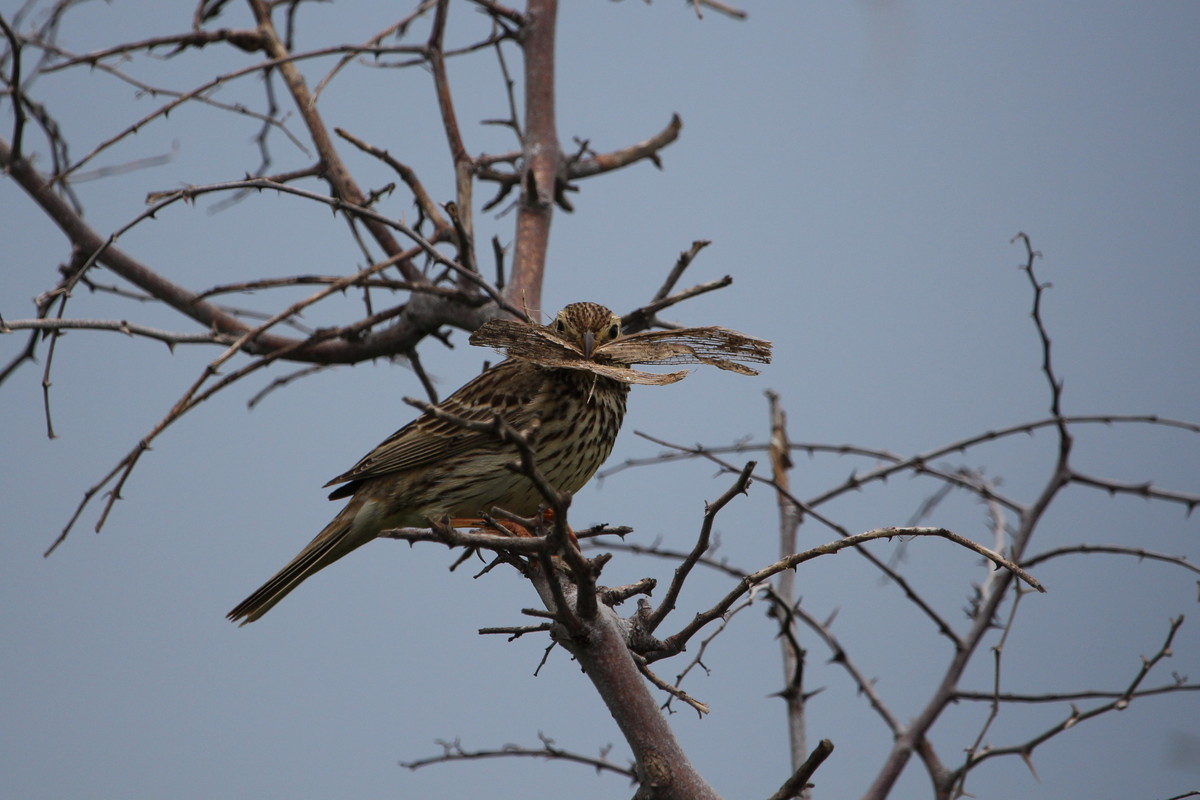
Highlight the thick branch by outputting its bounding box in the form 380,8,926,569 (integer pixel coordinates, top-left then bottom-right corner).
767,391,809,779
506,0,559,315
0,139,460,363
551,601,723,800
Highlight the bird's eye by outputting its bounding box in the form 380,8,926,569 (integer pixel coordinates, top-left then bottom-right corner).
555,318,565,332
608,324,620,339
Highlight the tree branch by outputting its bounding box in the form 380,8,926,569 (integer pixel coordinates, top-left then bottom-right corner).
505,0,559,315
644,460,755,633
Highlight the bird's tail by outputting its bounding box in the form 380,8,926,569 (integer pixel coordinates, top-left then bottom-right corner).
227,501,372,625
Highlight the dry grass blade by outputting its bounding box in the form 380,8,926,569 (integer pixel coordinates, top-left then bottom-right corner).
470,319,772,384
470,318,583,360
602,327,771,374
565,362,689,385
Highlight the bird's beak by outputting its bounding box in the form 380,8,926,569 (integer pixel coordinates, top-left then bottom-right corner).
582,330,596,358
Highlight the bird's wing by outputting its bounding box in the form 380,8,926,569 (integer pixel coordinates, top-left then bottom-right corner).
323,359,543,491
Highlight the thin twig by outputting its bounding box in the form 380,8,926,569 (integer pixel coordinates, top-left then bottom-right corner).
628,431,967,649
767,739,835,800
1,318,240,347
634,654,710,716
1022,544,1200,575
401,733,635,779
645,461,756,633
644,527,1043,665
942,616,1191,791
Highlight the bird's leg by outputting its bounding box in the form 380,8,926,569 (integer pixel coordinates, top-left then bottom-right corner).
447,516,490,529
450,510,577,545
536,507,579,546
449,515,541,539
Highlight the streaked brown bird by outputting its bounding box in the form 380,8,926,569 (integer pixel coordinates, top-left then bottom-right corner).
228,302,630,624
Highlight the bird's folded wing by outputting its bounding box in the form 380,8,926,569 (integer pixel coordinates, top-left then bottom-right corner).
324,361,541,488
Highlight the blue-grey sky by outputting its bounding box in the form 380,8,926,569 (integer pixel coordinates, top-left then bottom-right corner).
2,3,1198,799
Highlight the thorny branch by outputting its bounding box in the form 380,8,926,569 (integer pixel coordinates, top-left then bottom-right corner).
944,616,1193,796
6,6,1195,799
767,390,808,778
601,412,1200,515
644,460,756,633
3,2,694,562
401,733,635,780
639,527,1042,666
597,538,905,736
622,430,968,649
39,247,442,556
767,740,835,800
600,236,1196,799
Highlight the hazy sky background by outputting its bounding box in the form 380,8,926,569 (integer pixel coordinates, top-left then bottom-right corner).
3,2,1198,799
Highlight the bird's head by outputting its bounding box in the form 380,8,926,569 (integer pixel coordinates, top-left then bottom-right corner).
551,302,623,359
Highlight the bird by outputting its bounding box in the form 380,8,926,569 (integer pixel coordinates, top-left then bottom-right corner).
227,301,630,625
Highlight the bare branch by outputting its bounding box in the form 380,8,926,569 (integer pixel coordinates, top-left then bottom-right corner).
478,623,553,639
38,28,266,71
1,317,240,348
943,616,1191,791
1013,232,1069,438
401,734,635,780
247,1,428,281
600,578,657,606
427,0,476,275
246,364,331,410
864,235,1077,800
766,739,835,800
690,0,749,21
952,579,1030,799
379,524,554,555
634,654,710,716
468,1,526,27
626,431,967,649
659,588,759,712
0,15,27,159
334,126,450,237
953,683,1200,704
646,461,755,633
310,3,439,101
767,390,808,776
0,141,508,369
567,113,683,179
598,537,907,738
504,0,558,315
602,414,1200,513
1069,470,1200,514
653,241,711,305
1022,544,1200,575
792,604,901,735
645,527,1042,665
622,276,735,335
41,246,453,553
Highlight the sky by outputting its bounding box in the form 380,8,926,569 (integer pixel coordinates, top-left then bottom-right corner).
2,2,1198,799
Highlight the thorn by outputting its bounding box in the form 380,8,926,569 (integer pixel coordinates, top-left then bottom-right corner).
1020,750,1040,781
